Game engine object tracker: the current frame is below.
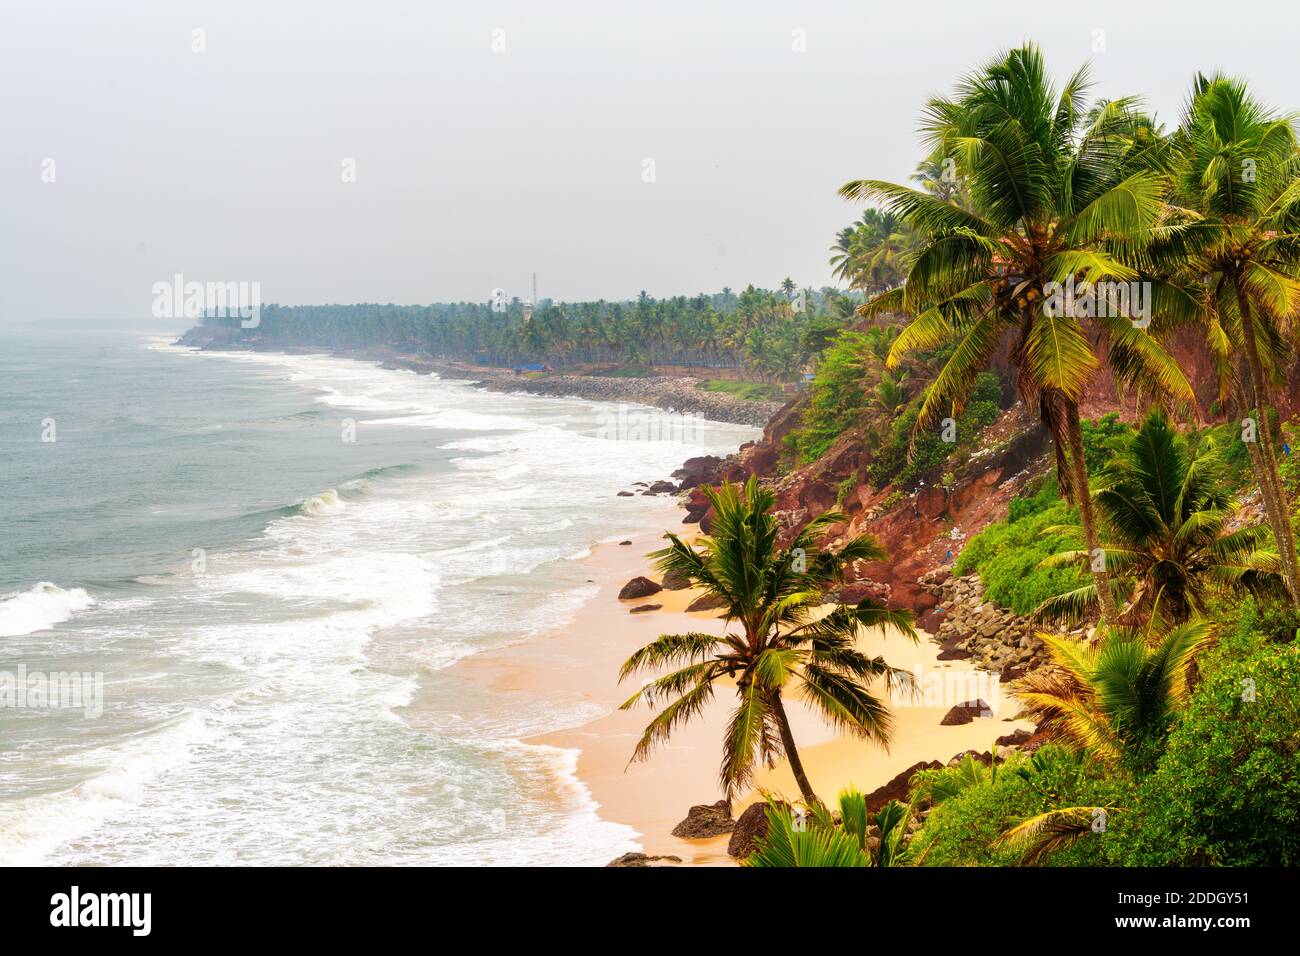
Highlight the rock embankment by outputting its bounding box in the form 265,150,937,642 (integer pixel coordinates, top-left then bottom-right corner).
420,362,782,427
918,569,1089,681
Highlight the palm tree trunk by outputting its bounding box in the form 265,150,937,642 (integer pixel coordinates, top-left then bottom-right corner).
1064,406,1121,628
1233,278,1300,605
768,692,819,806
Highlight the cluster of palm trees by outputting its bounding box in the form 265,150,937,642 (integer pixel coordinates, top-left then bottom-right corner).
843,44,1300,627
209,285,861,384
620,44,1300,866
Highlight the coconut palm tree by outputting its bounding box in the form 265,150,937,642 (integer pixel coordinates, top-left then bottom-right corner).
1143,74,1300,604
1034,411,1286,625
842,45,1194,626
1012,617,1212,772
617,477,917,805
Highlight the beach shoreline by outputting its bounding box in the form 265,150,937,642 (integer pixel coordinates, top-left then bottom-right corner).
454,506,1035,867
172,330,782,428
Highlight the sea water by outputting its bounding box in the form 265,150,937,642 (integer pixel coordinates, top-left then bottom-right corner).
0,328,754,865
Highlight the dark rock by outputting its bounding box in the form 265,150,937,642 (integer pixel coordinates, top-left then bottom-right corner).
863,759,943,812
940,699,993,725
616,491,635,497
661,568,693,591
618,576,663,600
641,490,658,496
995,728,1032,748
629,603,662,614
671,455,725,490
670,800,734,839
685,592,729,613
606,852,683,867
647,480,676,494
618,540,632,546
728,801,787,858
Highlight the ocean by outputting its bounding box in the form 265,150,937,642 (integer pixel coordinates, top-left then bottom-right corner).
0,328,755,865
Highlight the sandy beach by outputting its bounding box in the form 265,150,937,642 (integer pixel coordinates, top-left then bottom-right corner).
452,501,1034,866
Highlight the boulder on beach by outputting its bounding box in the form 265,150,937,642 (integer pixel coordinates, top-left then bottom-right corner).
940,699,994,725
728,801,787,858
618,576,663,600
863,759,944,812
629,603,662,614
606,852,683,867
618,540,632,546
661,568,693,591
995,728,1032,748
671,455,725,491
616,491,635,497
670,800,733,839
647,480,676,494
685,592,728,613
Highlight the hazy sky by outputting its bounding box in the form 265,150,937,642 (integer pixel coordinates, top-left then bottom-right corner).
3,0,1298,322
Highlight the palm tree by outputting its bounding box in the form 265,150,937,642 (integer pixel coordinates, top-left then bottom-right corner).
617,477,917,805
842,45,1194,626
1012,617,1212,772
1145,74,1300,605
1034,411,1286,625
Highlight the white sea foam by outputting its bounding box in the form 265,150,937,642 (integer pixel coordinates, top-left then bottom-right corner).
0,582,96,637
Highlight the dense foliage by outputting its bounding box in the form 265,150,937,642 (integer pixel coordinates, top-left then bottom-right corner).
204,285,859,383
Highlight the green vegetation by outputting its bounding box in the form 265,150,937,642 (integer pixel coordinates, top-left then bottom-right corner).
696,379,784,402
203,285,860,386
617,478,916,805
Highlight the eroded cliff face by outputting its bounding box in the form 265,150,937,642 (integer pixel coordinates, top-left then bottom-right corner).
683,330,1280,620
684,402,1050,621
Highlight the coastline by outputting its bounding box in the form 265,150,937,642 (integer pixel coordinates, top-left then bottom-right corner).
168,335,1035,866
455,506,1035,867
172,331,782,428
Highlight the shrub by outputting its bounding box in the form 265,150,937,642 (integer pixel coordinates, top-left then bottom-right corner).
954,498,1083,615
909,745,1124,866
1110,634,1300,866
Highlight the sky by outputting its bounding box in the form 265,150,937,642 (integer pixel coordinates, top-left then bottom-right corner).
2,0,1299,322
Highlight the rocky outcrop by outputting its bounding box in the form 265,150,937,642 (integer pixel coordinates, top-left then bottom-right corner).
685,593,728,613
629,603,662,614
618,576,663,600
672,455,727,491
727,801,787,858
606,852,683,867
661,568,693,591
863,759,943,813
919,571,1082,679
670,800,734,839
940,699,994,726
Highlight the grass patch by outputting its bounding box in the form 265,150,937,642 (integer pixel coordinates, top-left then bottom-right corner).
697,379,784,401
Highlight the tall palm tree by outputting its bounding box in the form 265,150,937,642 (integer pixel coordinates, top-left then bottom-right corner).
842,45,1194,626
617,478,917,805
1145,74,1300,604
1035,411,1286,625
1013,618,1212,772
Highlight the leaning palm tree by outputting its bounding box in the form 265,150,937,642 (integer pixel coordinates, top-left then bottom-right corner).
1143,74,1300,604
842,45,1194,626
618,477,917,805
1012,617,1212,772
1034,411,1286,625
